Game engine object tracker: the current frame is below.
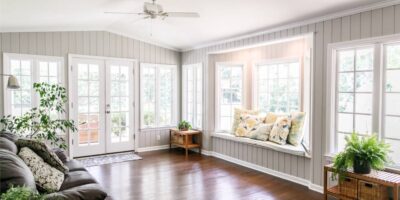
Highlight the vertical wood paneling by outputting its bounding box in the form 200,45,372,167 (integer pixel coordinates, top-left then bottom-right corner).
0,31,180,151
382,6,395,35
361,11,372,38
341,16,351,41
371,9,383,36
395,5,400,33
350,14,361,40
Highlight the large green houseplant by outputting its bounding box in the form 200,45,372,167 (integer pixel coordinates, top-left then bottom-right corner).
0,83,77,149
332,133,391,180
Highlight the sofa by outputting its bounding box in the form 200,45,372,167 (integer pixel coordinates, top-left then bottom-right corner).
0,132,109,200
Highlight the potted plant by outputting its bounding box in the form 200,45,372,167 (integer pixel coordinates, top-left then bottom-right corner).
0,83,77,149
178,120,192,131
1,186,44,200
332,132,391,180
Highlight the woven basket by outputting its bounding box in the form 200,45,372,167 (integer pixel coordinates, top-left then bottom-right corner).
358,180,388,200
339,177,358,199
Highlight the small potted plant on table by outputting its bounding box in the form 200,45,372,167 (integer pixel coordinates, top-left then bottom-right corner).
332,132,391,180
178,120,192,131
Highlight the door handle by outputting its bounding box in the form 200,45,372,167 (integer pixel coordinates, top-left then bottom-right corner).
106,111,110,114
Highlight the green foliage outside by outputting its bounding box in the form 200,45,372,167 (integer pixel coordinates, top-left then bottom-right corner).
0,83,78,149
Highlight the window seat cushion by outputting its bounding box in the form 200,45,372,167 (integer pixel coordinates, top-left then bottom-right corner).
211,132,310,158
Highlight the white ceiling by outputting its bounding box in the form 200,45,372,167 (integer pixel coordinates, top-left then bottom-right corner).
0,0,390,51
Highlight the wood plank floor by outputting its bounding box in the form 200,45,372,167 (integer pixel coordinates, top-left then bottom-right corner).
86,149,323,200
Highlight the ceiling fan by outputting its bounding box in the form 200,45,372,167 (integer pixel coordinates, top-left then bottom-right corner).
104,0,200,21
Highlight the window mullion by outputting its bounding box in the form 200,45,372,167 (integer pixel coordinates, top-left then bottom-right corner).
155,65,160,127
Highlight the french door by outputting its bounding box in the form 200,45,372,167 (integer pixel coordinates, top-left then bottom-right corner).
70,56,135,157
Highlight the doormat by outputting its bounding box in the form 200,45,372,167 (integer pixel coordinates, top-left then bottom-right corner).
76,152,142,167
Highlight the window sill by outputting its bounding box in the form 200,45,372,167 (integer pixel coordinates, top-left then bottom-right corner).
139,126,176,131
211,132,311,158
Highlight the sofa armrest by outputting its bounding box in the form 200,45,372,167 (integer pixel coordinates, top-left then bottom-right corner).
52,148,69,163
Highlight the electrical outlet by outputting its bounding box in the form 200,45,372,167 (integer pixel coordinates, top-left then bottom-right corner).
157,134,161,141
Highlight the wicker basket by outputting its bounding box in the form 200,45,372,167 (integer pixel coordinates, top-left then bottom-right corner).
172,133,192,145
358,180,389,200
339,177,358,199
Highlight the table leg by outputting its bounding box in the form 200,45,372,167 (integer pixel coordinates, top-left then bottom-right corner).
199,132,202,155
324,167,328,200
185,134,188,158
169,130,171,151
394,185,398,200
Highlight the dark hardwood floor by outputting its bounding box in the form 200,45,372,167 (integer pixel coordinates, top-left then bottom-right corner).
86,149,323,200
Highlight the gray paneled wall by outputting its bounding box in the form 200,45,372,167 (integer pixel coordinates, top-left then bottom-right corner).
0,31,180,149
182,5,400,186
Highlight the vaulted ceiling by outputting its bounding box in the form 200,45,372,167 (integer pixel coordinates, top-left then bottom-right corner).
0,0,388,51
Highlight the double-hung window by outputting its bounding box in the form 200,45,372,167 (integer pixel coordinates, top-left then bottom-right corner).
182,63,203,129
253,59,301,114
215,63,244,132
140,63,177,129
3,53,64,117
328,36,400,166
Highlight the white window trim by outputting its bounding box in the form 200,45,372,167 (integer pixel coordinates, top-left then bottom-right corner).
215,62,246,133
182,63,203,130
326,33,400,158
3,53,65,116
140,63,178,129
252,57,302,113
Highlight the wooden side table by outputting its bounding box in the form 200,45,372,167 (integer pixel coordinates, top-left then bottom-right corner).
324,164,400,200
169,128,202,157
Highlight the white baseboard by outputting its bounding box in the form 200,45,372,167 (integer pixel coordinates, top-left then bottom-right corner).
136,145,170,152
135,145,323,194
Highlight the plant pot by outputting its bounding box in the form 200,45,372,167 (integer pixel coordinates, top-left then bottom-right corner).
353,156,371,174
179,128,189,131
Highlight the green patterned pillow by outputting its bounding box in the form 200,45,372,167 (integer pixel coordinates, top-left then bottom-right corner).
16,139,69,174
18,147,64,192
288,112,306,146
249,123,274,141
269,116,292,145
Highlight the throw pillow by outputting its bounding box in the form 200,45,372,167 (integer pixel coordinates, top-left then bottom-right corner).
288,112,306,146
18,147,64,192
263,112,290,124
235,114,261,137
52,148,69,163
16,139,69,174
269,116,292,145
231,108,258,133
249,123,274,141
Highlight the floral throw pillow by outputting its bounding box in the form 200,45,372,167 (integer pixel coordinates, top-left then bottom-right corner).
269,117,292,145
16,139,69,174
231,108,258,134
249,123,274,141
18,147,64,192
288,112,306,146
235,114,261,137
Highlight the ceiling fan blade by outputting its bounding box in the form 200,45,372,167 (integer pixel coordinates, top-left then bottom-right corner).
165,12,200,18
104,11,144,15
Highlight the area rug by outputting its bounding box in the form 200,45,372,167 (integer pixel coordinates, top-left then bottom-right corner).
77,152,142,167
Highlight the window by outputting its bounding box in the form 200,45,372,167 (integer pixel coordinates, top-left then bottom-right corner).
253,59,301,114
328,37,400,166
215,63,244,132
182,63,203,129
3,53,64,116
140,63,177,128
335,47,374,152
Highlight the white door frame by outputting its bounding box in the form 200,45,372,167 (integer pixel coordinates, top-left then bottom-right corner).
68,54,139,158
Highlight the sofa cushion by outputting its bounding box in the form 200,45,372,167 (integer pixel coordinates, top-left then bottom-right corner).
16,139,69,174
44,183,107,200
249,123,274,141
65,160,87,172
0,131,18,142
18,147,65,192
0,149,37,194
0,137,18,154
60,171,97,191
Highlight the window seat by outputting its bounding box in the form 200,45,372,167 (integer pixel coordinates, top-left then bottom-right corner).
211,132,310,158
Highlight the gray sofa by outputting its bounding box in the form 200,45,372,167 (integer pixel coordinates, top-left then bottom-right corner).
0,133,108,200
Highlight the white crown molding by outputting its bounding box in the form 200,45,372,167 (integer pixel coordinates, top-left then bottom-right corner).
183,0,400,52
